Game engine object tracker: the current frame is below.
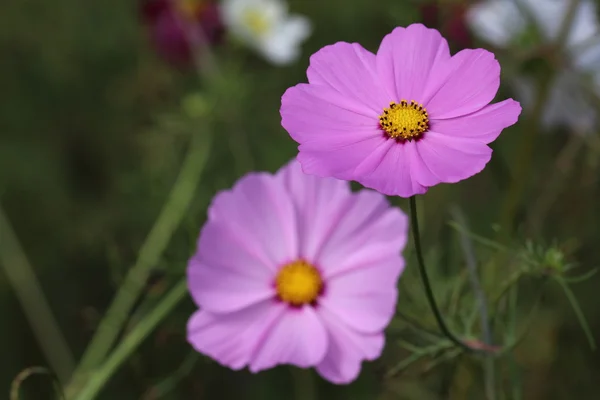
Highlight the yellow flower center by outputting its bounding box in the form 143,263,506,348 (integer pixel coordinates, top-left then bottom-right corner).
275,260,323,306
177,0,205,20
379,100,429,140
242,9,271,36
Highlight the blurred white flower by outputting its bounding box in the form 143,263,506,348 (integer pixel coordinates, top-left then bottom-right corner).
466,0,526,48
221,0,312,65
467,0,600,133
512,72,598,132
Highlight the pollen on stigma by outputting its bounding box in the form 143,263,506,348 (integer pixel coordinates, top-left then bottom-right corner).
275,260,323,306
379,100,429,140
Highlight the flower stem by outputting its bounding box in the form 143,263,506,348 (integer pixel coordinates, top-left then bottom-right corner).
72,279,188,400
450,205,495,399
69,132,211,390
555,277,596,350
0,207,75,386
409,196,472,351
181,12,255,175
556,0,581,48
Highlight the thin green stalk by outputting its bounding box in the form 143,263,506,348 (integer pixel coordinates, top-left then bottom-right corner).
386,340,453,378
527,134,583,233
142,352,199,399
556,0,581,48
555,277,596,349
499,280,547,355
181,12,255,175
506,286,522,400
393,310,444,342
490,271,525,329
70,133,211,386
0,207,75,386
10,367,65,400
447,222,509,253
450,206,495,400
409,196,472,352
72,279,188,400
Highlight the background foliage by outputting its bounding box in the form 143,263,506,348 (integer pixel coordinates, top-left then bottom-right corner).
2,0,600,399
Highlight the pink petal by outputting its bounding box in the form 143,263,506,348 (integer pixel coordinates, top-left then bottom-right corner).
319,258,401,333
188,172,301,313
429,99,522,143
249,306,328,372
281,83,385,179
296,134,387,180
315,189,408,277
425,49,500,119
281,83,380,141
412,131,492,186
187,257,274,313
187,302,285,370
376,24,451,102
195,221,273,281
189,219,278,313
316,307,385,384
275,160,353,262
307,42,390,113
207,173,299,268
356,141,428,197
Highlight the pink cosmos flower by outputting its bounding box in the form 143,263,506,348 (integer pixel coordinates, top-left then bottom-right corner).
280,23,522,197
141,0,224,67
186,160,408,384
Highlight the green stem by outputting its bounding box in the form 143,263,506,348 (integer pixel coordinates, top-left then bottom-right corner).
10,367,65,400
183,13,255,175
72,279,188,400
506,285,522,400
0,207,75,386
409,196,472,352
555,0,581,49
70,133,211,386
491,271,525,319
143,352,199,399
449,206,495,400
555,277,596,350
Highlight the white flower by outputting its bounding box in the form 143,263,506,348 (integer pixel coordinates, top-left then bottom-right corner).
466,0,526,48
467,0,600,56
466,0,600,132
221,0,312,65
511,73,598,132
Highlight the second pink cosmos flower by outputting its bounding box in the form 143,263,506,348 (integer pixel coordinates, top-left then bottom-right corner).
187,161,407,384
281,23,522,197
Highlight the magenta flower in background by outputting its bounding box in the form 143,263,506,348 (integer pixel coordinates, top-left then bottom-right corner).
141,0,224,67
186,160,408,384
420,3,473,49
281,24,522,197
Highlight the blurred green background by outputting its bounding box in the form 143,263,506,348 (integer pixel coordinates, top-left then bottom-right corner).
2,0,600,398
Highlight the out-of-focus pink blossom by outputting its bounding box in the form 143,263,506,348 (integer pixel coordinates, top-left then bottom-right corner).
420,3,473,49
141,0,224,67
